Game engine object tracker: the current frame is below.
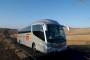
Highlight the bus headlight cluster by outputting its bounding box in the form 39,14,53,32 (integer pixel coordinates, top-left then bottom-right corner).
48,47,51,49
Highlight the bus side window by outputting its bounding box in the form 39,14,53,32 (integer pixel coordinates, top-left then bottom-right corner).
18,26,31,33
33,25,45,41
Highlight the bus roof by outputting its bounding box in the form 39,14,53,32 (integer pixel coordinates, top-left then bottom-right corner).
31,19,60,25
18,19,60,30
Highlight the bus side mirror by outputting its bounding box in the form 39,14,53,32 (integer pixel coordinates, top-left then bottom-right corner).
61,25,70,33
66,26,70,33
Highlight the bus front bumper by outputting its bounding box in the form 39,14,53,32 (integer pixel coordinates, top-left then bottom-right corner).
46,45,67,53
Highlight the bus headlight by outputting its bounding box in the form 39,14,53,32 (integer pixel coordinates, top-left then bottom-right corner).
48,47,51,49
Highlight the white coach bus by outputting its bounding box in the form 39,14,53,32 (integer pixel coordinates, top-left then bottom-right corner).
17,19,70,53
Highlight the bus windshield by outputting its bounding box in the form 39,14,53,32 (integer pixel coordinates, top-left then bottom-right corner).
46,24,66,43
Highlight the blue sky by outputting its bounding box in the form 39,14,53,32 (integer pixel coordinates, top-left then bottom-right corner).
0,0,90,29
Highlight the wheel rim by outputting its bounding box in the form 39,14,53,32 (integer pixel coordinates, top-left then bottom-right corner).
33,44,36,52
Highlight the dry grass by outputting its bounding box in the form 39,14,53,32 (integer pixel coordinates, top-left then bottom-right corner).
64,27,90,35
66,35,90,45
0,29,28,60
3,39,27,59
63,27,90,45
66,35,90,41
0,35,20,60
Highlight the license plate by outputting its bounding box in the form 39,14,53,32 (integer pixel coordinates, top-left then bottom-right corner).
58,44,62,46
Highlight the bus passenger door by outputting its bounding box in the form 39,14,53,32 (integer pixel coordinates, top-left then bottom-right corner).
39,25,46,52
32,25,45,52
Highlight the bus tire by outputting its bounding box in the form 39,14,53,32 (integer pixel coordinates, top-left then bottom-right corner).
19,40,22,45
32,43,37,53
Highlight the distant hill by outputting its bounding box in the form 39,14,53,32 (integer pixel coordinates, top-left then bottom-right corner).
0,28,17,35
8,29,17,35
0,28,7,34
0,27,90,35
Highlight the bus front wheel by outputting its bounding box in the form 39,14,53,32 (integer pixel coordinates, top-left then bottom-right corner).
32,43,37,53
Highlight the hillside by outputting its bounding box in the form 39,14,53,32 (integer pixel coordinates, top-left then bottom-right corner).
0,28,18,38
0,27,90,35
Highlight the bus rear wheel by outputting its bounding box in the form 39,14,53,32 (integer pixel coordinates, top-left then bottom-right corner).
19,40,22,45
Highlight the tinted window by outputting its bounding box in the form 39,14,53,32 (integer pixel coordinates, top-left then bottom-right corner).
33,25,45,41
46,24,66,43
18,26,31,33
